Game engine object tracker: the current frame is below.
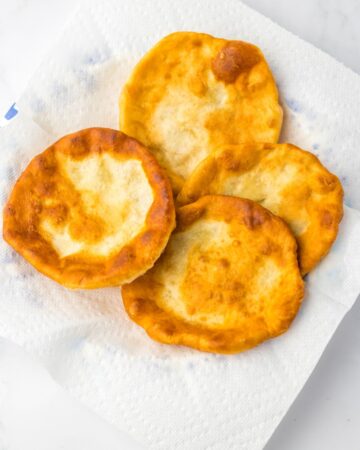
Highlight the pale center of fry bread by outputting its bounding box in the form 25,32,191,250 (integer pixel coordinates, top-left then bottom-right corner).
150,80,228,181
155,220,281,328
223,161,308,235
41,153,153,258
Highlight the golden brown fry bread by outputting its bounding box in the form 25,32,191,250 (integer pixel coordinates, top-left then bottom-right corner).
3,128,175,288
177,143,343,274
120,32,282,192
122,196,304,354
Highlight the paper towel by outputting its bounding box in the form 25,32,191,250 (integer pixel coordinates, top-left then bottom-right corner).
0,338,144,450
1,0,360,449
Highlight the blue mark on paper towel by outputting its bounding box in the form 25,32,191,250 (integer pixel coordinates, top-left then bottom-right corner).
52,82,70,101
286,98,303,113
70,335,86,351
341,175,348,191
5,103,18,120
83,47,111,66
2,247,18,264
74,68,97,92
286,97,317,121
30,97,46,114
6,164,17,183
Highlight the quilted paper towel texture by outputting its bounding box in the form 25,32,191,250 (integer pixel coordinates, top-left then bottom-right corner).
1,0,360,449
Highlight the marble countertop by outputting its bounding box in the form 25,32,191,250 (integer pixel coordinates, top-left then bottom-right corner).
0,0,359,449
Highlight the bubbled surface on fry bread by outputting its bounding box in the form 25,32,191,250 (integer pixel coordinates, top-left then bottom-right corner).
122,196,304,354
120,32,282,192
177,143,343,274
3,128,175,288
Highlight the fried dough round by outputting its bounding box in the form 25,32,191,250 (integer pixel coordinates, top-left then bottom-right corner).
177,143,343,274
122,196,304,354
3,128,175,289
120,32,282,192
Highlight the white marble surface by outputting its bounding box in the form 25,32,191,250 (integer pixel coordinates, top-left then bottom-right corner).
0,0,359,449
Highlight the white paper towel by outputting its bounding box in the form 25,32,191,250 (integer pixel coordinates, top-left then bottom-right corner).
1,0,360,449
0,338,144,450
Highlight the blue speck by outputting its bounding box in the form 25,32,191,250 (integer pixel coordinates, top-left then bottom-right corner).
52,83,69,102
286,98,303,113
344,199,352,208
312,143,319,150
83,48,111,66
70,336,86,351
74,68,97,92
5,103,18,120
30,97,46,114
6,164,17,182
2,247,17,264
